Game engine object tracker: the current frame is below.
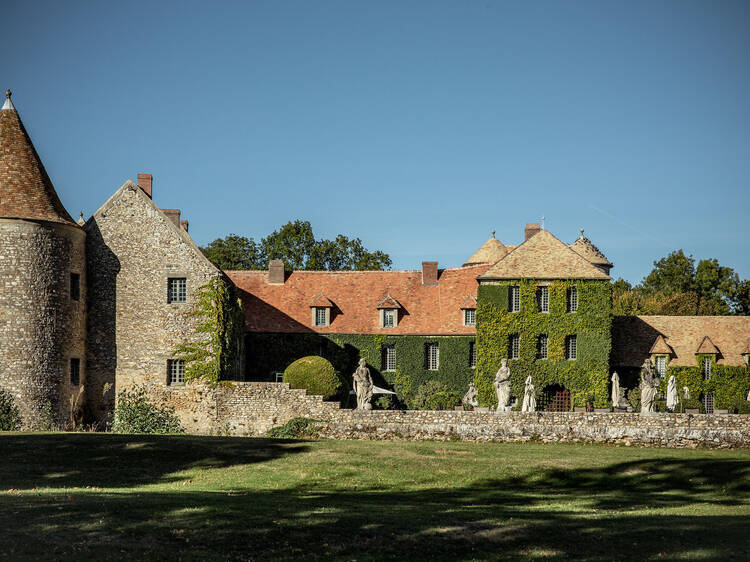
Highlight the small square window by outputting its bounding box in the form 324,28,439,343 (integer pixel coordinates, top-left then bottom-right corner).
537,335,548,360
70,273,80,301
469,341,477,368
70,358,80,386
382,309,396,328
567,286,578,313
565,335,577,360
537,286,549,313
168,359,185,385
425,343,439,370
509,334,520,360
463,308,476,327
167,278,187,303
509,286,520,313
382,345,396,371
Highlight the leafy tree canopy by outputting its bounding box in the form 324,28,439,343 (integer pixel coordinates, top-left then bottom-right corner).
202,220,392,272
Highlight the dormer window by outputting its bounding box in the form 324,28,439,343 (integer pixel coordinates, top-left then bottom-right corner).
382,309,396,328
314,307,328,327
377,294,402,329
309,295,333,328
655,355,667,376
463,309,476,327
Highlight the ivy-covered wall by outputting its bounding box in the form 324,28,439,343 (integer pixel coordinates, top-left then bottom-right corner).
661,356,750,412
245,332,476,404
474,279,612,408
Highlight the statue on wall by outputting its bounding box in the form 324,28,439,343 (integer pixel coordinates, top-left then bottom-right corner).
494,359,512,412
666,375,679,412
640,358,659,414
352,358,373,410
521,374,536,412
463,382,479,408
611,372,621,408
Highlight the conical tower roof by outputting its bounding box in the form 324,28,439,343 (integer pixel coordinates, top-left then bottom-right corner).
464,235,507,266
0,90,76,225
570,229,612,268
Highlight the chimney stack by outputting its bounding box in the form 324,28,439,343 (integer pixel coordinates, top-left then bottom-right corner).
180,219,189,232
524,223,541,241
422,261,438,286
162,209,181,227
268,260,285,285
137,173,152,198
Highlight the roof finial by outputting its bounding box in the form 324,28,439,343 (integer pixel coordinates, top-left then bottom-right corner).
491,229,496,238
579,228,584,239
5,89,10,99
2,89,15,111
541,216,545,230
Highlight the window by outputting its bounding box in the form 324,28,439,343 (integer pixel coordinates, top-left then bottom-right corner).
168,359,185,385
508,334,519,360
537,335,548,360
565,335,577,360
382,309,396,328
425,343,439,370
702,357,712,381
70,273,80,301
314,307,327,327
702,393,714,414
469,341,477,368
537,286,549,313
167,278,187,303
567,286,578,313
509,286,520,312
655,356,666,377
382,345,396,372
463,308,476,327
69,358,80,386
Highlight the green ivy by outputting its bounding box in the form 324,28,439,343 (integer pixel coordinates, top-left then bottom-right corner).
474,279,612,408
661,356,750,411
245,332,476,404
173,275,245,386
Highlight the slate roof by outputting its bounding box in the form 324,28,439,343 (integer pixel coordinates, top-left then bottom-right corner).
464,236,507,266
0,91,76,225
226,264,490,335
611,315,750,367
478,229,610,280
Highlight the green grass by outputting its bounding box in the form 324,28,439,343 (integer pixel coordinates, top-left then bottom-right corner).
1,434,749,560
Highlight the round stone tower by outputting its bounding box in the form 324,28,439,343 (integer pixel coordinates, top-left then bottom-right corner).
0,90,86,428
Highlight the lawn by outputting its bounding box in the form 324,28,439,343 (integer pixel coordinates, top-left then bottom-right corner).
1,434,749,560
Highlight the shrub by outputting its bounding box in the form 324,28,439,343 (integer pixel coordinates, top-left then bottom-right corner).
111,385,184,434
410,380,449,410
425,391,462,411
0,388,21,431
265,417,319,439
283,356,342,400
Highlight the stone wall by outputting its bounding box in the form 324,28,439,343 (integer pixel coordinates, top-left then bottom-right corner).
159,381,750,448
85,182,220,423
0,218,86,427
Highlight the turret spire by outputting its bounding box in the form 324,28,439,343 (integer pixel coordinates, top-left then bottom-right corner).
2,89,14,111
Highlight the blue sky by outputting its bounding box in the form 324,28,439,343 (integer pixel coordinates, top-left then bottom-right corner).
3,0,749,282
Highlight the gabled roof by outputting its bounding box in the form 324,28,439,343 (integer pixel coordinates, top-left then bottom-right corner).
648,334,674,355
696,335,720,355
460,295,477,309
464,236,507,266
309,294,334,308
0,90,76,226
611,316,750,368
377,294,402,309
570,230,612,267
478,229,610,280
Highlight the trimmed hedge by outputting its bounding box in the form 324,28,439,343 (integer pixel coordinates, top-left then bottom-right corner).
284,356,342,400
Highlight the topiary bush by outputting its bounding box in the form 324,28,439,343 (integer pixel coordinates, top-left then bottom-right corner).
111,385,184,434
0,388,21,431
283,356,342,400
425,391,462,411
410,380,449,410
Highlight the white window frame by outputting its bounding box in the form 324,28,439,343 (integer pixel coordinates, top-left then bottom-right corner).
509,334,520,360
167,277,187,304
537,335,548,360
509,286,520,313
312,306,330,327
426,343,439,370
567,286,578,313
469,341,477,368
702,356,712,381
380,308,397,329
565,335,577,360
168,359,185,385
463,308,476,327
654,355,667,377
537,286,549,313
382,345,396,372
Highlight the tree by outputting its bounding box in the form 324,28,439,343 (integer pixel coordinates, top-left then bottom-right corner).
641,250,696,296
201,220,392,272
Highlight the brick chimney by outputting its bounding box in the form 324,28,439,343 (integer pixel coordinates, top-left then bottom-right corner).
524,223,541,241
180,219,189,232
162,209,181,227
422,261,438,286
137,173,152,198
268,260,285,285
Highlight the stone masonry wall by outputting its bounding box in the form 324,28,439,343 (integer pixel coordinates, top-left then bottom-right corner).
85,182,219,423
0,218,86,427
159,381,750,448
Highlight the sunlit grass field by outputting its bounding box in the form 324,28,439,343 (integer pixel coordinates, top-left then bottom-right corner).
2,433,749,560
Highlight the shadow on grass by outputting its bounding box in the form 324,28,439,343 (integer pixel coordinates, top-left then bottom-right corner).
1,435,749,560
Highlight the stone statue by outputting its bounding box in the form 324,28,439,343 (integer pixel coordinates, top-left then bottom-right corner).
640,358,659,414
521,374,536,413
494,359,512,412
666,375,678,412
352,358,373,410
462,382,479,408
684,386,691,400
611,372,621,408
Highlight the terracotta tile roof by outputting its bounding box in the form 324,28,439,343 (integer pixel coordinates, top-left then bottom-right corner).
226,264,490,335
464,236,507,266
460,295,477,309
377,294,402,309
611,315,750,368
0,92,76,226
648,334,674,355
309,294,334,307
479,230,610,280
570,231,612,267
695,335,720,355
